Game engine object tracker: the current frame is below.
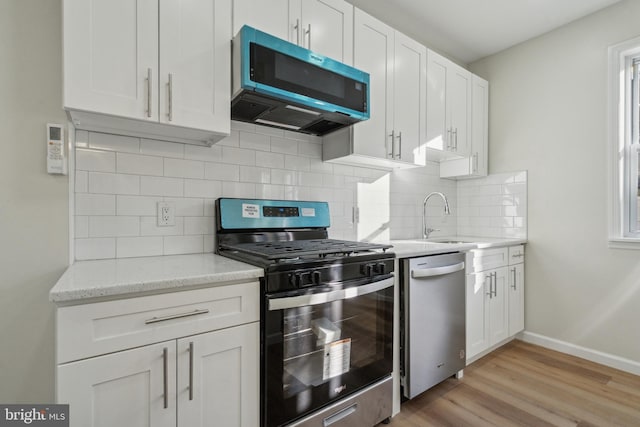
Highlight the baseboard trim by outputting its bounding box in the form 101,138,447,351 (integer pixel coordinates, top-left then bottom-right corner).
519,331,640,376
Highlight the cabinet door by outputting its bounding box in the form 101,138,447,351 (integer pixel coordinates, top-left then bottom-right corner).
177,323,259,427
352,9,394,159
470,75,489,176
489,267,509,346
393,32,427,166
232,0,290,40
63,0,158,120
159,0,231,133
448,65,472,156
298,0,353,64
426,50,449,152
508,263,525,336
466,272,489,360
57,342,176,427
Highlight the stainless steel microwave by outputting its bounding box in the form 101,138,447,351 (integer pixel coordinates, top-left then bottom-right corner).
231,25,370,136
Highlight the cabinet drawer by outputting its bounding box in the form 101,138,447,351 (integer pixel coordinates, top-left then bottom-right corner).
509,245,525,264
466,247,508,273
56,281,259,364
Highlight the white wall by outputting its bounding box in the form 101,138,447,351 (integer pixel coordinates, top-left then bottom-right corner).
0,0,68,402
470,0,640,363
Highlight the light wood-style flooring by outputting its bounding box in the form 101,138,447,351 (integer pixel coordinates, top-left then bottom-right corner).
390,340,640,427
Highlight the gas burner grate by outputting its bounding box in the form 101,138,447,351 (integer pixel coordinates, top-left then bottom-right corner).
220,239,392,261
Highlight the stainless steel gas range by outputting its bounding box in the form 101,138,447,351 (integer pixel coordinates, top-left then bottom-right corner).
215,198,394,427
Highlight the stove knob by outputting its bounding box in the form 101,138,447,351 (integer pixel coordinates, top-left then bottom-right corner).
361,264,374,277
289,273,303,287
312,271,322,285
375,263,386,275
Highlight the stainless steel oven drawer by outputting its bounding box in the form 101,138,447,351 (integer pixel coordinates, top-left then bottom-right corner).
288,376,392,427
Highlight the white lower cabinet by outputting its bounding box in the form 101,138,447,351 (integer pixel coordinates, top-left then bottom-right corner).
465,245,525,362
55,283,260,427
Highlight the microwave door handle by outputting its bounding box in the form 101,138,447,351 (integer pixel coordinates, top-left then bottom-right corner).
268,277,394,311
410,262,465,279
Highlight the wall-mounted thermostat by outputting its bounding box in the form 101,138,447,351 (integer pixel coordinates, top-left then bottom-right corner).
47,123,66,175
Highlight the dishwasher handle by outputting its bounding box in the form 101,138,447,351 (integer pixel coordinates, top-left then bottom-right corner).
411,261,465,279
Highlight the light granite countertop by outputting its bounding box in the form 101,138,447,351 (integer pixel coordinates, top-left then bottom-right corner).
388,236,527,258
50,253,263,305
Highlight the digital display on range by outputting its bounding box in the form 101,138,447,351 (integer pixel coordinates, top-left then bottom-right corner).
263,206,299,217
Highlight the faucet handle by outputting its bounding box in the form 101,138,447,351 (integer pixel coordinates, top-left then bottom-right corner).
425,227,440,238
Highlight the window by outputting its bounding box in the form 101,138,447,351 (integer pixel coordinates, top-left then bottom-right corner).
608,37,640,248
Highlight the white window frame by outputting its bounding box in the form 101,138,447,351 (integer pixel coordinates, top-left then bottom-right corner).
608,36,640,249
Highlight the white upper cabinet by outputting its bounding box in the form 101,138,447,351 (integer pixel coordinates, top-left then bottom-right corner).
159,0,231,132
440,75,489,178
63,0,231,145
63,0,159,121
322,8,426,170
393,32,427,165
233,0,353,64
426,49,472,158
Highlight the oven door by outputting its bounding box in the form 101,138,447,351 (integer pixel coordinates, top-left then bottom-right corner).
263,276,394,427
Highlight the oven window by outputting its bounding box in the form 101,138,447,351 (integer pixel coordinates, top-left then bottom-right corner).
264,283,393,426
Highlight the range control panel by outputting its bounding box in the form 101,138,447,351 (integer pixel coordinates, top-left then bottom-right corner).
217,198,331,230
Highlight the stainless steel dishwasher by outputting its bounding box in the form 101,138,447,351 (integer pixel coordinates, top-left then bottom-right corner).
400,252,466,399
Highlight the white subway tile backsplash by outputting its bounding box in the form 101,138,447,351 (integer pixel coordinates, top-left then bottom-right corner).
140,176,184,197
75,238,116,260
184,179,222,198
117,236,163,258
89,216,140,237
256,151,285,169
240,166,270,184
76,149,116,172
184,144,222,162
73,130,526,261
204,162,240,181
140,138,185,158
164,197,204,217
116,195,161,216
117,153,163,176
222,146,256,166
184,217,214,235
140,216,184,236
89,172,140,195
163,235,203,255
164,158,204,179
239,131,270,151
222,182,256,198
75,171,88,193
76,193,116,216
89,132,140,153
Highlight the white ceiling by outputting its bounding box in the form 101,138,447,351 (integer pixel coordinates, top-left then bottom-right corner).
344,0,622,64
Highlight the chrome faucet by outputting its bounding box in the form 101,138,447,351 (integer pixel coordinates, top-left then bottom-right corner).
422,192,451,239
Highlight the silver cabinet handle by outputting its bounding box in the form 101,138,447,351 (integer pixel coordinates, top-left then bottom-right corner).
306,24,311,49
146,68,152,118
446,128,452,150
396,131,402,159
145,308,210,324
411,261,465,278
473,152,478,173
485,274,493,298
453,128,458,151
389,130,395,158
162,347,169,409
492,272,497,297
513,253,524,258
188,342,194,401
511,268,517,290
168,73,173,121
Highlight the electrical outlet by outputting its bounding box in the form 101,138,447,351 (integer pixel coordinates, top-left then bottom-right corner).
157,202,175,226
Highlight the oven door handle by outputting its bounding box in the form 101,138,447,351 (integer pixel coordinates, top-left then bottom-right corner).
268,276,394,311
